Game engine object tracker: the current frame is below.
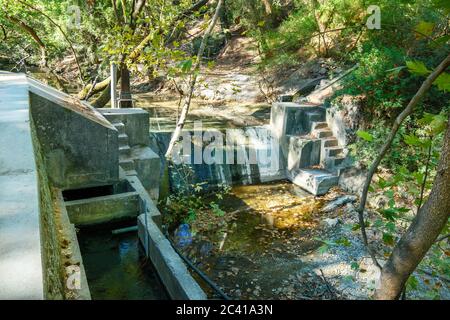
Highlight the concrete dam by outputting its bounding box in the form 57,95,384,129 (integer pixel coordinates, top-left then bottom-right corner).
0,72,354,300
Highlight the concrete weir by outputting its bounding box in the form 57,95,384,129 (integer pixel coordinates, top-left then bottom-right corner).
0,72,206,300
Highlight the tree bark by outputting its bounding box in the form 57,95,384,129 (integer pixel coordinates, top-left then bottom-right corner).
119,65,133,108
77,77,112,100
375,115,450,300
356,53,450,269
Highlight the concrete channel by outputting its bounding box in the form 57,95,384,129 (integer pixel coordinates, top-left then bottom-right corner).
0,72,206,300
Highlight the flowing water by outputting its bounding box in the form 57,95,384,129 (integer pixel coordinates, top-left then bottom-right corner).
78,224,169,300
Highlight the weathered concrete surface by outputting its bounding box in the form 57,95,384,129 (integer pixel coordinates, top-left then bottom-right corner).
99,108,150,147
54,190,91,300
288,168,339,196
30,89,119,190
101,109,160,199
131,146,160,199
0,73,44,299
65,192,141,226
138,214,207,300
270,102,325,138
149,126,284,192
286,137,321,171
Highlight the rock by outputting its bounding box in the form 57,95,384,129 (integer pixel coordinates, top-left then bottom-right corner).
367,194,389,209
322,218,339,228
322,195,358,212
326,94,365,146
339,166,367,196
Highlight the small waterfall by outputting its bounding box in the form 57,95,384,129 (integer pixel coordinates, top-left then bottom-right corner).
149,126,284,193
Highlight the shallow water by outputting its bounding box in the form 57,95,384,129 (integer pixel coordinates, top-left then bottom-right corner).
171,181,325,299
78,227,169,300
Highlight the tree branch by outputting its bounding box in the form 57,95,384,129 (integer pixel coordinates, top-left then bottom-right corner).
356,53,450,269
165,0,223,158
17,0,85,84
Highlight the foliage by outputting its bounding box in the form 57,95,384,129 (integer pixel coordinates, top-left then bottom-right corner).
161,180,231,233
0,0,215,86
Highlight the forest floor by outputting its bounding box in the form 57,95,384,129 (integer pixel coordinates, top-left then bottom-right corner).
169,181,449,300
168,182,381,300
132,34,335,131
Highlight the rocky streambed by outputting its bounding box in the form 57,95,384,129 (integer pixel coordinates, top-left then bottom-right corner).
166,181,384,300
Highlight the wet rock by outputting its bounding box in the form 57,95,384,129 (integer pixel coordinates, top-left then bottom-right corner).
322,195,357,213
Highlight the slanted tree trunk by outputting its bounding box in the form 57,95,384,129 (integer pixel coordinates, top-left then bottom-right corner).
165,0,223,158
356,53,450,269
5,15,47,67
375,115,450,299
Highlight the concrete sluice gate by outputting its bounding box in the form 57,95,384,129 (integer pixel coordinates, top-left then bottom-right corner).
0,73,205,300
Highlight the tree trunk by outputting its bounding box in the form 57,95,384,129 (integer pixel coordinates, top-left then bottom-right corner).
356,53,450,268
77,0,208,106
165,0,223,159
77,77,112,100
119,64,133,108
375,115,450,300
5,15,47,67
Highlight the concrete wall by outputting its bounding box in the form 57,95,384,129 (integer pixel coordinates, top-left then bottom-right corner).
270,102,325,138
30,115,66,299
149,126,285,193
30,93,118,190
99,109,150,147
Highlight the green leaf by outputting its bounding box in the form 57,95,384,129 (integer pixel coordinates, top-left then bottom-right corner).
407,275,418,290
382,233,395,246
380,208,398,221
406,60,431,76
414,21,435,39
429,35,450,48
434,73,450,92
403,134,421,146
178,59,193,73
429,113,448,134
356,130,374,142
432,0,450,14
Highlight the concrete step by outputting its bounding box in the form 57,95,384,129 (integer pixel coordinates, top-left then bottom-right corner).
119,158,135,171
287,168,338,196
311,121,328,132
124,169,138,176
118,133,129,145
325,146,344,157
323,138,338,148
305,111,325,125
323,156,346,172
119,145,131,156
112,122,126,134
314,129,333,139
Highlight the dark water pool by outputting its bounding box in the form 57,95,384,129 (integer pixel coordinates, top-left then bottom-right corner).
78,226,169,300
